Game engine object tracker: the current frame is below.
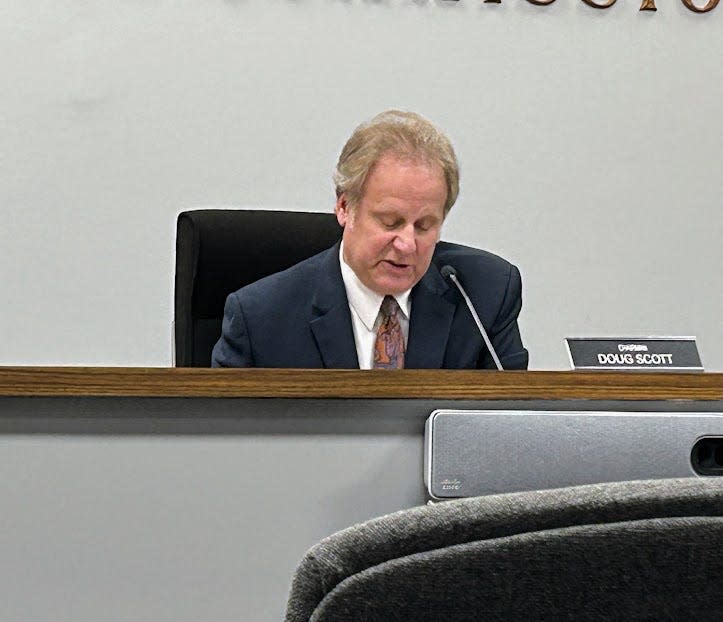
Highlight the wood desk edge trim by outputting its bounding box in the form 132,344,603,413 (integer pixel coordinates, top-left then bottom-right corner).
0,368,721,400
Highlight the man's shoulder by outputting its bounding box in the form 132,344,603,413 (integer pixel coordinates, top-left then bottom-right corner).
432,241,517,274
230,243,337,305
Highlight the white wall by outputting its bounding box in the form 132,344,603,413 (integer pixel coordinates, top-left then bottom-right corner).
2,0,721,369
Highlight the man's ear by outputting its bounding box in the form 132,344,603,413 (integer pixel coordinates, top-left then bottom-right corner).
335,194,350,227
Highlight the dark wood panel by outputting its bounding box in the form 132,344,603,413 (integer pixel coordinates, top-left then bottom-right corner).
0,367,721,401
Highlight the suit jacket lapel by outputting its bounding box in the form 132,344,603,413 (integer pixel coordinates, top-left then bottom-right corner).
405,264,456,369
309,243,359,369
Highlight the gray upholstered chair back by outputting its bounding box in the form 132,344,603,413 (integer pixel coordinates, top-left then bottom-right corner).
285,478,723,621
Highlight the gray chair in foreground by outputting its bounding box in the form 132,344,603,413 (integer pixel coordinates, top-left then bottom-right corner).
285,478,723,621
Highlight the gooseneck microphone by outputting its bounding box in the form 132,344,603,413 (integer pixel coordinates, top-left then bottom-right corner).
440,265,504,371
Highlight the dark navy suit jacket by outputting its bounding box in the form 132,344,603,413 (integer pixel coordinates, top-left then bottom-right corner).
211,241,528,369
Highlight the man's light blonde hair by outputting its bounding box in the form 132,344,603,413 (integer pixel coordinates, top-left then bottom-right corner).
333,110,460,216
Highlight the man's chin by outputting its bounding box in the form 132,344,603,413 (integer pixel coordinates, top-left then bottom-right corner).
371,274,417,296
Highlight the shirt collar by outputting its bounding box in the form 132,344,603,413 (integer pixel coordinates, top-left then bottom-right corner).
339,242,411,331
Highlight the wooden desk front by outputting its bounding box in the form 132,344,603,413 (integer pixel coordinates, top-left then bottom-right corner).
1,369,721,621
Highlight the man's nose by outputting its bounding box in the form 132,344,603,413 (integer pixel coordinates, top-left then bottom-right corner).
393,225,416,254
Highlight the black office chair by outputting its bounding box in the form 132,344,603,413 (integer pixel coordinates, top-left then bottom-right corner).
174,209,342,367
285,478,723,621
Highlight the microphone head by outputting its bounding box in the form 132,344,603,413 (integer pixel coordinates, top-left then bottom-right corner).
440,264,457,280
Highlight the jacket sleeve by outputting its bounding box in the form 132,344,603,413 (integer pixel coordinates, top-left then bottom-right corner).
479,264,529,370
211,292,255,368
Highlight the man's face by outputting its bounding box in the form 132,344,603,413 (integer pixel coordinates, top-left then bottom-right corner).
336,153,447,296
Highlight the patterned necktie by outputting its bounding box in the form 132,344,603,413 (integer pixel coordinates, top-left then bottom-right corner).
373,295,405,369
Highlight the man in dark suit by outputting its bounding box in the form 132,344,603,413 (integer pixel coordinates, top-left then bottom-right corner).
212,110,528,369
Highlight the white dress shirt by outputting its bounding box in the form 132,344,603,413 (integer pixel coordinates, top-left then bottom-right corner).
339,243,411,369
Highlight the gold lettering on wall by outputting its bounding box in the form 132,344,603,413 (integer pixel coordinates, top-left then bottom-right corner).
469,0,718,12
580,0,617,8
681,0,720,12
